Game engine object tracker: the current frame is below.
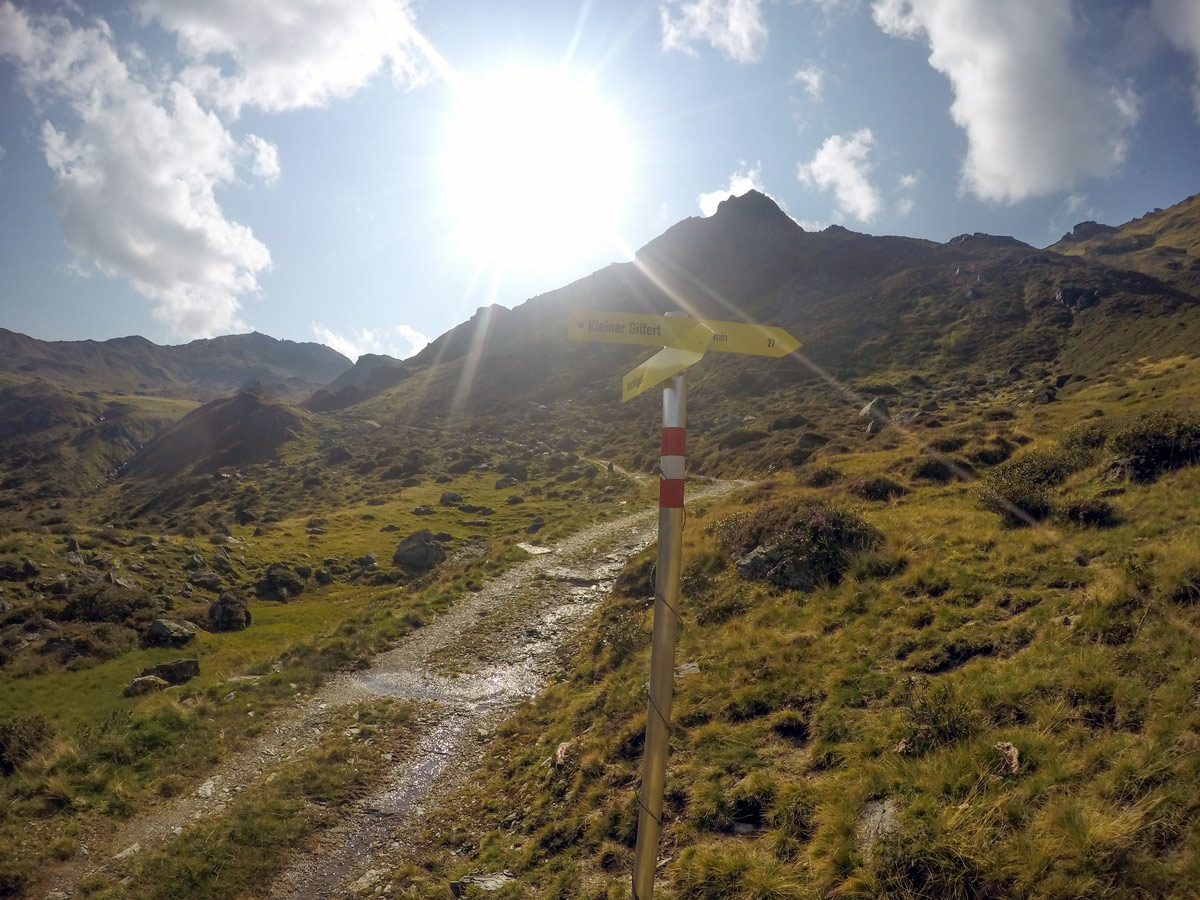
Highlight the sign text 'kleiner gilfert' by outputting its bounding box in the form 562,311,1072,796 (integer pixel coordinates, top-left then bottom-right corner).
585,319,662,337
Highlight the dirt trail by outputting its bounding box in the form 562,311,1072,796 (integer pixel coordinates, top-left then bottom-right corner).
40,484,733,899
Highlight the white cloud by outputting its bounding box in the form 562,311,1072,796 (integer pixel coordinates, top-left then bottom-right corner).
1152,0,1200,118
793,64,825,101
660,0,768,63
137,0,428,117
796,128,882,223
245,134,279,184
0,1,269,338
698,162,767,216
872,0,1139,203
895,171,918,215
312,322,429,362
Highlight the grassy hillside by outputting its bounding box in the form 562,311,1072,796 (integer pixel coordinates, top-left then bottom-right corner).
374,355,1200,900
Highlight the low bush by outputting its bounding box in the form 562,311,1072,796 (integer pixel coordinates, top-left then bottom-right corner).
719,428,768,450
0,715,51,776
61,583,161,626
979,446,1088,526
847,475,909,501
899,681,978,755
724,503,882,592
1058,498,1119,528
1105,410,1200,482
799,464,842,487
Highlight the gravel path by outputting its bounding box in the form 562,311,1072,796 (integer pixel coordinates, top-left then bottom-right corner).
38,484,732,899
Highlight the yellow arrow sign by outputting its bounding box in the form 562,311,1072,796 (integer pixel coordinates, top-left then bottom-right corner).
621,321,713,401
567,310,800,357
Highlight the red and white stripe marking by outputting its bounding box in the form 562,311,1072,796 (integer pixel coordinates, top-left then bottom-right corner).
659,425,685,509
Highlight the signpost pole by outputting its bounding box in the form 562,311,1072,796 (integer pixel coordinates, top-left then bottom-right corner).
632,371,686,900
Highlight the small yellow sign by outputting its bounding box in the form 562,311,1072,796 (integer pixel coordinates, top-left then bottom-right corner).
567,310,800,357
621,322,713,401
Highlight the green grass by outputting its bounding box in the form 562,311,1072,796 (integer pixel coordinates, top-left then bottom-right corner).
362,360,1200,900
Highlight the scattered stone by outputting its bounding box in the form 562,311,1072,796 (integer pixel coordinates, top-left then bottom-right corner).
525,516,546,535
392,529,446,570
294,564,312,578
439,491,463,506
196,778,217,799
139,658,200,686
855,798,898,862
188,569,223,592
353,552,378,569
433,532,453,542
450,872,515,896
145,618,196,648
255,563,305,601
859,397,891,424
209,590,251,632
314,568,333,585
123,675,169,697
112,842,141,861
412,505,435,516
380,524,398,532
0,558,37,581
995,741,1020,774
506,494,524,505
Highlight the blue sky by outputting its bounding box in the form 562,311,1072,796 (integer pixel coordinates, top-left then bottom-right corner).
1,0,1198,359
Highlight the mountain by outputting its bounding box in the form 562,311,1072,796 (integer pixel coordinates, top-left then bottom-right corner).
0,329,352,401
302,353,412,412
1051,192,1200,295
2,189,1200,900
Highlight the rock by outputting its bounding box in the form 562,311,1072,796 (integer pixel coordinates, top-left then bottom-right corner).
525,517,546,535
352,552,378,568
255,563,305,601
112,842,141,861
506,495,524,505
497,461,528,481
434,473,452,483
995,741,1020,774
209,591,251,632
855,798,898,862
294,564,312,578
188,569,223,592
145,618,196,648
865,419,886,435
123,675,169,697
140,658,199,685
859,397,891,423
0,558,37,581
392,529,446,570
1054,374,1072,389
439,491,463,506
314,568,333,585
450,872,514,896
195,778,217,799
412,505,435,516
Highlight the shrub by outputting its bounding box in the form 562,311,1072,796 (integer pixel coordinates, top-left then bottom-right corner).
0,715,51,775
1060,420,1109,452
727,503,882,592
924,435,969,453
979,446,1087,526
847,475,909,501
799,464,841,487
719,428,768,449
61,583,160,626
1058,498,1119,528
910,457,956,484
1106,411,1200,482
872,822,997,900
899,682,978,755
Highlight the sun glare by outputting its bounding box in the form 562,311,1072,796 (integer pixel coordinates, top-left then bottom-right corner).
443,68,632,269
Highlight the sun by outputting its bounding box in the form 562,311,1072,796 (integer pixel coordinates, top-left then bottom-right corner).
442,67,633,269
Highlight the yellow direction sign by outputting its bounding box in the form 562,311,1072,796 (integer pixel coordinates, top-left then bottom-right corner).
567,309,800,358
621,321,713,401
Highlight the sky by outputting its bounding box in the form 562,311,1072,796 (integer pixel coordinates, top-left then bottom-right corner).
1,0,1198,360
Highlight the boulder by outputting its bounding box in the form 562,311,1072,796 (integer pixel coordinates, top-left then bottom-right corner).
859,397,891,423
139,658,199,686
146,618,197,648
525,516,546,535
123,675,169,697
392,529,446,570
0,558,37,582
188,569,223,592
255,563,305,601
412,505,435,516
439,492,463,507
209,591,251,632
352,552,378,569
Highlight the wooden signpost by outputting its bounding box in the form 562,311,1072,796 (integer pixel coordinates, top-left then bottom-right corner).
568,309,801,900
